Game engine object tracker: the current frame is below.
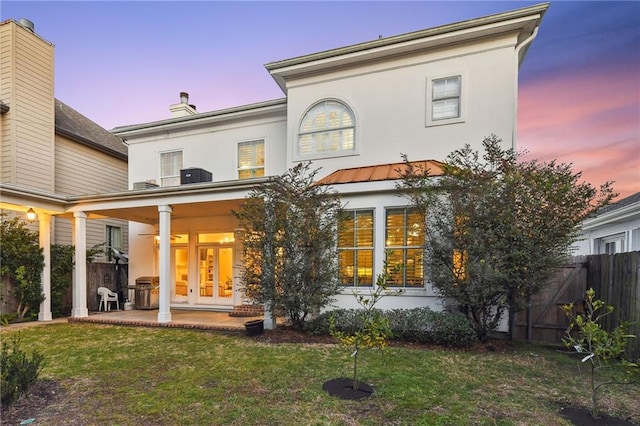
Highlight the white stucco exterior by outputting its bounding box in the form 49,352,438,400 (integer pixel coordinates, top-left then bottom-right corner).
49,4,549,324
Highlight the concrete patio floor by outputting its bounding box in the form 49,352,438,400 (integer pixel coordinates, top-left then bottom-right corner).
68,309,263,332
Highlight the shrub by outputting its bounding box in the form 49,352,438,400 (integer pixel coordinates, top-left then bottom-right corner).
306,307,477,348
1,334,44,408
305,309,364,336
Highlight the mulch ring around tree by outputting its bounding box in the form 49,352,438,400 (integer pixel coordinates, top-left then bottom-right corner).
323,377,374,400
558,406,638,426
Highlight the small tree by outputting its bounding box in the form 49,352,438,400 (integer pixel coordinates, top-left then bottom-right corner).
561,288,638,419
0,216,45,319
235,162,343,330
330,261,400,392
397,135,615,341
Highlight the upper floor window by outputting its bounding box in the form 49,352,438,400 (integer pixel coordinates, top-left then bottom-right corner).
298,100,355,158
238,139,265,179
160,150,183,187
426,74,464,127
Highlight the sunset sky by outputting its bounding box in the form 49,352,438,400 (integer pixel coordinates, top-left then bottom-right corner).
3,1,639,200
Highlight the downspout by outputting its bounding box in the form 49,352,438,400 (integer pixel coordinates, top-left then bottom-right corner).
512,26,540,150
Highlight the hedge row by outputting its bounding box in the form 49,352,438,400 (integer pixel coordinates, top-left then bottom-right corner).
305,307,477,348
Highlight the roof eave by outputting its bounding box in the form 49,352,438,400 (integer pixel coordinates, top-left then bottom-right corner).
265,3,548,92
112,98,287,137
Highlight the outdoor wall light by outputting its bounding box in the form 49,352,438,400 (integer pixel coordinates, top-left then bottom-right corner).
26,208,37,222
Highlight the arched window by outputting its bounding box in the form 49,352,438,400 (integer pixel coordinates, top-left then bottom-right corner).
298,100,355,158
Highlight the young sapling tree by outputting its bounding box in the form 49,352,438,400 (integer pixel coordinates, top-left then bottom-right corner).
561,288,638,419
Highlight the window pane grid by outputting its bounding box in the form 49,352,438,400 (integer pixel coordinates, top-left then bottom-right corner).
160,150,183,187
385,208,425,288
338,210,374,287
238,140,265,178
432,76,461,121
298,100,355,156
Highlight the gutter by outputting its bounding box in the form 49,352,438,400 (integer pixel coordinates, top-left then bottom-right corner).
512,25,540,150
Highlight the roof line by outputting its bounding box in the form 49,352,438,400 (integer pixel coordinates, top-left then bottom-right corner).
265,2,549,71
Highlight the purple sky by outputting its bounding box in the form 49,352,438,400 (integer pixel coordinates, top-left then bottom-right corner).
3,1,639,200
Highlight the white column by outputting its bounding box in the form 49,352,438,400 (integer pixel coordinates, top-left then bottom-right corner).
72,211,89,318
263,302,276,330
38,212,52,321
157,205,172,323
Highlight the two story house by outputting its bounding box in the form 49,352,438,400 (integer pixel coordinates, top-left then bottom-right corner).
0,18,129,319
64,3,548,325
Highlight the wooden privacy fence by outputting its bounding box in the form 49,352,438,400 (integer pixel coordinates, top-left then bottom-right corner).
513,252,640,361
1,262,128,316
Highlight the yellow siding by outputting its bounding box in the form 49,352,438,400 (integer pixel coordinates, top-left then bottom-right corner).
0,21,54,190
54,216,129,255
0,22,15,183
55,136,128,195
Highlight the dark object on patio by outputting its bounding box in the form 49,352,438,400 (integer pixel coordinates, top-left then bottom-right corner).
322,378,373,400
244,319,264,336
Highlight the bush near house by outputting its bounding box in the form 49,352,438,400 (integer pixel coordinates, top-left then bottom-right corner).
235,162,343,330
397,135,615,341
0,216,45,319
306,307,477,348
0,334,44,408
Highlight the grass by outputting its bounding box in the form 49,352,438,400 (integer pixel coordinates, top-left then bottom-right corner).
2,323,639,425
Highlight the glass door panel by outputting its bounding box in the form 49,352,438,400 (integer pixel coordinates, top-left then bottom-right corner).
198,246,233,304
199,248,214,299
172,247,188,300
217,247,233,301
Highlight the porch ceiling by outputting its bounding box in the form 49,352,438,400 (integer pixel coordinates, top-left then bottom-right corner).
87,199,244,225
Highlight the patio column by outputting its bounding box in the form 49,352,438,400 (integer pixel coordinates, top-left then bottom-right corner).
157,204,172,323
72,211,89,318
38,212,52,321
264,302,275,330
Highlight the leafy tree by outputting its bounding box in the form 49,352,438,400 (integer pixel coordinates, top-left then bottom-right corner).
0,216,45,319
397,135,615,341
51,244,75,317
561,288,638,419
235,162,343,330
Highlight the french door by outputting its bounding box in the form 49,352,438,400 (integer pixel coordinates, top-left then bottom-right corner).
197,246,234,305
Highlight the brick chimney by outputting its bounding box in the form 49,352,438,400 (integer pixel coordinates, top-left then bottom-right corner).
169,92,197,118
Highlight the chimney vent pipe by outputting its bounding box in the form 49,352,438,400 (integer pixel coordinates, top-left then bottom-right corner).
18,18,35,32
179,92,189,104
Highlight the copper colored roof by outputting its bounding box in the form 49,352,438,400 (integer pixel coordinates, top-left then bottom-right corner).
316,160,445,185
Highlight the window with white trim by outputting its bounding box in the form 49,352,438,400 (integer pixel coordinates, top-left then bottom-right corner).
106,225,122,251
426,74,464,126
238,139,265,179
338,210,374,287
298,100,355,158
160,150,183,187
385,207,425,288
595,234,625,254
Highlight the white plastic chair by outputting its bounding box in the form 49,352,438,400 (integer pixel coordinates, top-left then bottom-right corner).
98,287,119,311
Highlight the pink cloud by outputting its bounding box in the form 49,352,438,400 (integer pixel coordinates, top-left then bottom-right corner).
518,67,639,200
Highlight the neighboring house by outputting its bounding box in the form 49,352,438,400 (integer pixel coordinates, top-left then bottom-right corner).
573,192,640,255
0,18,129,319
19,4,548,324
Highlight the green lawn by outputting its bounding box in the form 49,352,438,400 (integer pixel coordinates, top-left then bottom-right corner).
2,323,639,425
